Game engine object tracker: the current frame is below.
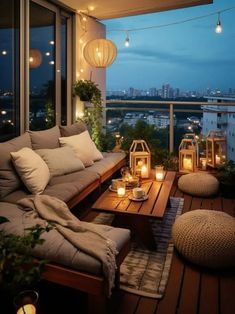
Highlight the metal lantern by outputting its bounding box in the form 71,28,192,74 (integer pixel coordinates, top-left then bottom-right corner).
206,130,226,168
129,140,151,178
29,49,42,69
83,38,117,68
179,138,197,173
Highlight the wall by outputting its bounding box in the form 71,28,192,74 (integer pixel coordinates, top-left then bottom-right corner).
73,14,106,122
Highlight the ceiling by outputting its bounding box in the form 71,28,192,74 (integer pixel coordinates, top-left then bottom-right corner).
60,0,213,20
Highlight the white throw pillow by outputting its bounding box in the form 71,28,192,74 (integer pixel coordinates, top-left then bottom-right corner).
59,130,103,167
36,146,85,176
10,147,50,194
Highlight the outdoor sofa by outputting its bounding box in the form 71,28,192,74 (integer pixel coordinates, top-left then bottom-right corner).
0,122,130,313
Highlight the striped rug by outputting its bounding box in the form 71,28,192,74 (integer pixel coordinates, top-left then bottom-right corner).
93,197,184,298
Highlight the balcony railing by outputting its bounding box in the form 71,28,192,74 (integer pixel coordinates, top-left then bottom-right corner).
105,99,235,159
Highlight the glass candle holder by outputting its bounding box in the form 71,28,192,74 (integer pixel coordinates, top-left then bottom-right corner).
200,158,207,170
141,164,148,178
117,181,126,197
155,165,164,181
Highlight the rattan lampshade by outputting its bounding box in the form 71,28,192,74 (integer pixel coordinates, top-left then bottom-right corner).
29,49,42,69
83,39,117,68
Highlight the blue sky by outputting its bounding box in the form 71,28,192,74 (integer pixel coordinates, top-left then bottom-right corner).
103,0,235,92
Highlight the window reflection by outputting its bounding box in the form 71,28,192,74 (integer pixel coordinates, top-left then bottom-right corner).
0,0,20,141
29,1,56,130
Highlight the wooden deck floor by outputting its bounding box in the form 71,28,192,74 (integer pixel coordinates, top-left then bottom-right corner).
32,180,235,313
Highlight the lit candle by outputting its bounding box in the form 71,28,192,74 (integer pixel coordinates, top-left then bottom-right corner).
155,165,164,181
200,158,207,170
215,155,221,165
183,157,192,171
117,187,125,197
141,164,148,178
137,160,144,167
17,304,36,314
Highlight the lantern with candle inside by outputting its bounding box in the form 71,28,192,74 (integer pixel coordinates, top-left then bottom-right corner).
206,130,226,168
155,165,165,181
183,133,200,167
116,180,126,197
179,138,197,173
14,290,38,314
200,157,207,170
129,140,151,179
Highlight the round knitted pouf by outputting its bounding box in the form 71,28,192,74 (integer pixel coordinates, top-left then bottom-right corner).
172,210,235,268
178,173,219,197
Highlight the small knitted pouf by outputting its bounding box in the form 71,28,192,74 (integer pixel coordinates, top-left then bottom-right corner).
178,173,219,197
172,210,235,268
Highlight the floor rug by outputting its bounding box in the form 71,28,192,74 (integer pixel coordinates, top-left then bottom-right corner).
92,197,184,298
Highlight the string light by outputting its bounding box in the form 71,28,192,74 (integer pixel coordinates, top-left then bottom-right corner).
124,31,130,47
215,12,222,33
107,6,235,39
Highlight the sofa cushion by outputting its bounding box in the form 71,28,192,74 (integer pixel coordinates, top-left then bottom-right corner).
44,170,100,202
0,133,32,199
36,146,85,177
86,152,125,177
28,126,61,149
59,120,87,137
59,131,103,167
0,202,131,276
11,147,50,194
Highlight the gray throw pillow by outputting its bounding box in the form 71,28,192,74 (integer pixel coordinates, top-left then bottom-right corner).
28,126,61,149
59,120,87,137
36,146,85,177
0,133,32,199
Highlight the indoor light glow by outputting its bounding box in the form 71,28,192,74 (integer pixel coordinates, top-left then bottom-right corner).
2,50,7,55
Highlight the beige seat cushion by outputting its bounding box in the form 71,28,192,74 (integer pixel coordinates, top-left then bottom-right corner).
178,173,219,197
172,210,235,268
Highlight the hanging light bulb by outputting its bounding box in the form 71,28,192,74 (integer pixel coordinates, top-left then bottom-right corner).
215,12,222,34
124,32,130,47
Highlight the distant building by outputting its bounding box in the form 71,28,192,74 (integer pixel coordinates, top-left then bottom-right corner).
202,96,235,161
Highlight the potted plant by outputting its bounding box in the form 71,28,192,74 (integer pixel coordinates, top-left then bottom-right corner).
217,160,235,198
0,216,51,310
73,79,104,150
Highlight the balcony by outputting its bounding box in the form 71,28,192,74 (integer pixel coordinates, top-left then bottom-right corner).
0,0,235,313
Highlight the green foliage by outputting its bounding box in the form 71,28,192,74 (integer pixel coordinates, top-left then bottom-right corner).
73,80,104,150
217,160,235,185
120,120,178,169
0,218,52,293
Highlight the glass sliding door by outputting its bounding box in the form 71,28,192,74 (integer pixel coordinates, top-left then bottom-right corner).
0,0,20,141
29,1,56,130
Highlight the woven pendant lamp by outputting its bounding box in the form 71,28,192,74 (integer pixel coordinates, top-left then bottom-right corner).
83,38,117,68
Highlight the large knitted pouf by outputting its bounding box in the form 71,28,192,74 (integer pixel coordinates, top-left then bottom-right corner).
178,173,219,197
172,210,235,268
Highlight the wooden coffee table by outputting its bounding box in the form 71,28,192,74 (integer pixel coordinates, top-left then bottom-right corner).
92,171,176,249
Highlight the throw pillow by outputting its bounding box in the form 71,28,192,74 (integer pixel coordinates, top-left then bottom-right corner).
36,146,85,176
59,120,87,137
59,130,103,167
10,147,50,194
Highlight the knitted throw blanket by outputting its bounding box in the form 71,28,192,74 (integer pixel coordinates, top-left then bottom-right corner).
17,195,118,296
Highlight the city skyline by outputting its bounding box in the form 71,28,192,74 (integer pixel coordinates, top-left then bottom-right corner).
104,0,235,91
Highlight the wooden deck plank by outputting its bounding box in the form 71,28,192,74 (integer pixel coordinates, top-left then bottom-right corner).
222,198,235,216
190,197,203,210
182,194,192,214
152,171,176,217
177,266,200,314
220,274,235,314
212,196,222,211
198,273,219,314
115,292,140,314
156,253,184,314
135,298,158,314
